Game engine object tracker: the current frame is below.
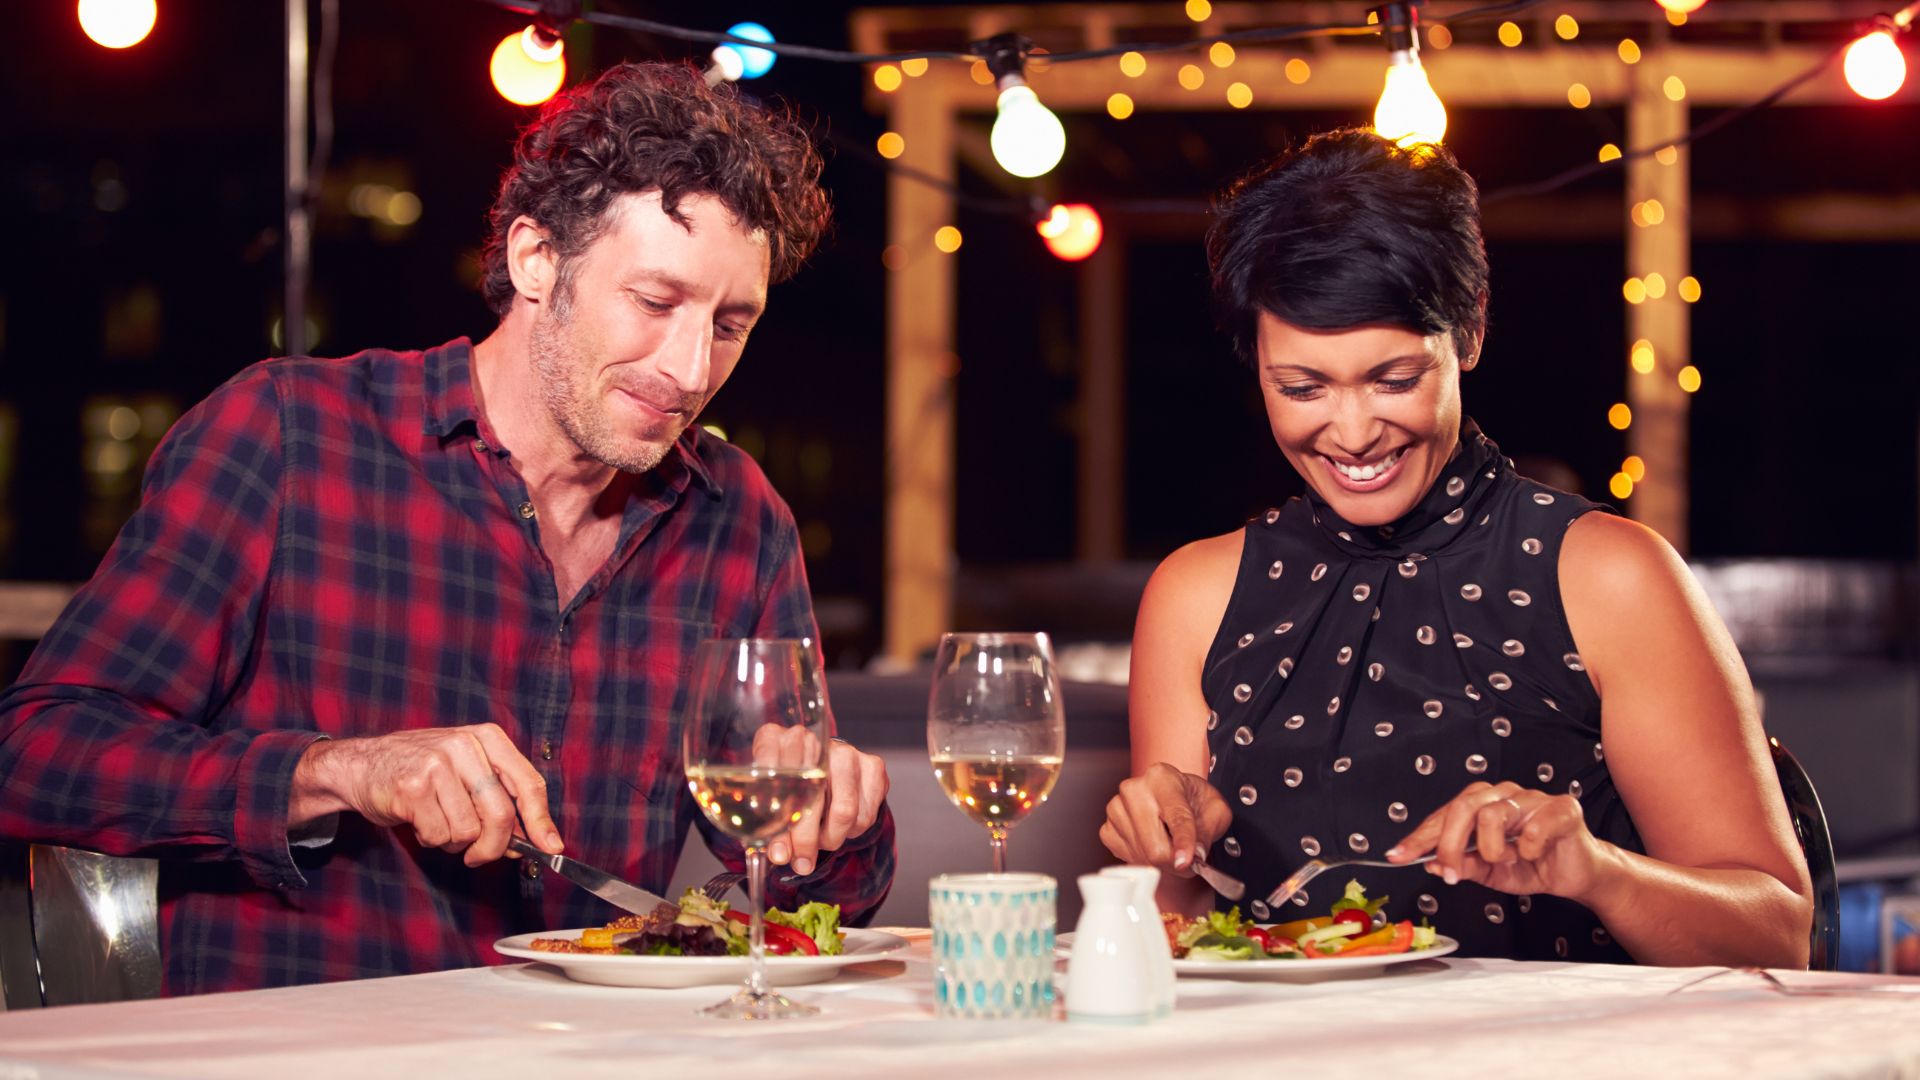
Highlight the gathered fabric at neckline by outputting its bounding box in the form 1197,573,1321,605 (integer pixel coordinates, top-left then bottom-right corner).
1302,419,1510,561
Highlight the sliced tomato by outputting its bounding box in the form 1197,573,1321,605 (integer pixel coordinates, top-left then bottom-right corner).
1328,920,1416,958
1244,926,1275,953
1331,908,1373,932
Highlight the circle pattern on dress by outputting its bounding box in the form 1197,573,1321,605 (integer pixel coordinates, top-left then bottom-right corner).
1311,563,1328,581
1517,895,1533,914
1233,683,1252,702
1417,894,1439,916
1234,726,1254,747
1327,696,1341,715
1592,927,1611,947
1265,509,1281,525
1250,899,1271,919
1278,658,1295,678
1238,785,1258,805
1465,684,1482,701
1222,836,1242,857
1454,632,1474,649
1283,767,1303,788
1237,633,1255,648
1388,802,1409,823
1466,754,1489,774
1275,621,1294,635
1564,653,1585,671
1416,626,1437,645
1423,700,1444,719
1415,754,1436,775
1508,589,1533,607
1336,646,1353,665
1489,672,1513,691
1352,584,1371,602
1374,722,1395,738
1333,756,1352,773
1268,560,1284,580
1534,492,1555,506
1399,560,1419,578
1291,890,1310,907
1368,662,1385,682
1491,716,1512,737
1444,508,1466,525
1568,779,1584,798
1461,583,1483,601
1348,833,1370,854
1284,714,1305,730
1503,639,1525,657
1206,710,1219,731
1447,476,1466,497
1522,538,1543,555
1301,836,1321,857
1485,903,1506,924
1537,763,1554,783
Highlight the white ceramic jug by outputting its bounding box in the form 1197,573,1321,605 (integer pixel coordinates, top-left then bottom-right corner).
1100,864,1175,1017
1066,873,1154,1025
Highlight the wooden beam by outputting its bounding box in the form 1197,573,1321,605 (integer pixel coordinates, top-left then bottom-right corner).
1077,233,1126,562
884,86,959,663
1625,53,1692,553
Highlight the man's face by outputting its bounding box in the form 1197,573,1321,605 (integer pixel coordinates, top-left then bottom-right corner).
528,191,770,474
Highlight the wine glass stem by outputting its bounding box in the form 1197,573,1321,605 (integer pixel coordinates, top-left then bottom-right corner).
746,843,768,997
988,826,1009,874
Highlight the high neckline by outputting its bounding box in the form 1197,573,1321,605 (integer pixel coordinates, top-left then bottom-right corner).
1302,419,1509,559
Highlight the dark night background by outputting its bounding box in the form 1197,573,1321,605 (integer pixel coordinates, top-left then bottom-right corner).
5,1,1918,669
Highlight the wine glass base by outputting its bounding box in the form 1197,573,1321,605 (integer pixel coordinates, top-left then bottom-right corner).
697,987,822,1020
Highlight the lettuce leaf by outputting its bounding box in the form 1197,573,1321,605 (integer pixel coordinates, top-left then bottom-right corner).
766,901,845,956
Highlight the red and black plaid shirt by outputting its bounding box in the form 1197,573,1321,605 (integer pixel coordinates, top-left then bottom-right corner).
0,339,894,994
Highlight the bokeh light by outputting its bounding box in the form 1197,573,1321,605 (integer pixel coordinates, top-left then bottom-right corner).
1844,31,1907,101
1678,365,1703,393
1107,93,1135,119
719,22,776,79
1120,51,1147,78
876,132,905,159
1608,403,1633,430
1037,203,1104,261
934,226,963,254
78,0,156,49
491,28,566,106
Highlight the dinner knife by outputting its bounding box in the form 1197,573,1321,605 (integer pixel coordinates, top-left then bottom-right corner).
508,836,672,917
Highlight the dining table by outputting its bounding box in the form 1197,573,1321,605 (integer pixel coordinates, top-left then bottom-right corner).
3,930,1919,1079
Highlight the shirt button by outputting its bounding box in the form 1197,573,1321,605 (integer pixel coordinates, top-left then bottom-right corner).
518,501,536,519
522,860,540,880
540,738,554,761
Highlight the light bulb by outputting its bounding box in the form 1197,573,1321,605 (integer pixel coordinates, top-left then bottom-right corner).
991,83,1066,178
1037,203,1103,261
1374,52,1447,147
491,27,566,106
720,22,777,80
78,0,156,49
708,45,746,83
1656,0,1708,12
1844,30,1907,101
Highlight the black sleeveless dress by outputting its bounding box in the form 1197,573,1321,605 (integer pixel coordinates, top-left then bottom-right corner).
1200,422,1642,963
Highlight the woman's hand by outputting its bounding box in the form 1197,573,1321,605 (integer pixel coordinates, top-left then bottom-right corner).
1100,763,1234,876
1386,781,1611,902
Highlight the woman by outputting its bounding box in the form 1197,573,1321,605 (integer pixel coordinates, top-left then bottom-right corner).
1100,129,1812,966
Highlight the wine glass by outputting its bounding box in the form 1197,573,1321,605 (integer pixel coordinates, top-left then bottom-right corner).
927,632,1066,874
683,637,831,1020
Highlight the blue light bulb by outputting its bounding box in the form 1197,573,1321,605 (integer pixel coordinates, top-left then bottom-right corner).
722,22,777,79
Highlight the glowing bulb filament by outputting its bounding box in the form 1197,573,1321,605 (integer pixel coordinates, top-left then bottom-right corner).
1374,52,1448,147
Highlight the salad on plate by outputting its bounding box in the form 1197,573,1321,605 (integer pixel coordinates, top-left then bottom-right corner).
530,889,844,958
1164,880,1439,961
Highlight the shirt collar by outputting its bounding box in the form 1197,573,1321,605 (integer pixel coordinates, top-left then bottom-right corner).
419,337,723,499
1304,418,1507,558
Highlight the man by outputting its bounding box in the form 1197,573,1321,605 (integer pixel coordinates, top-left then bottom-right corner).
0,62,894,994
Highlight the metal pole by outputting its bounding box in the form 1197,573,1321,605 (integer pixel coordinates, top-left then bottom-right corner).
284,0,310,357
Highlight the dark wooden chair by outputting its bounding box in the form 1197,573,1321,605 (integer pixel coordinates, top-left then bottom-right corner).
1770,736,1839,971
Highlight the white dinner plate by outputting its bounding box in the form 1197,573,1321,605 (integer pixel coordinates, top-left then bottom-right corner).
1057,932,1458,979
493,927,910,988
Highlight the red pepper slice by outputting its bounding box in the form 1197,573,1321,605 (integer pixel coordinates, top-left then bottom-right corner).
722,909,819,956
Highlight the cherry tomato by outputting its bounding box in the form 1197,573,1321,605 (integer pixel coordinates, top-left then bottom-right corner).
1244,926,1274,952
1332,908,1373,933
721,909,820,955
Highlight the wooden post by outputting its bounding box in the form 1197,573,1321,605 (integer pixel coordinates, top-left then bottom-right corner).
1625,54,1691,553
884,86,957,662
1077,231,1126,562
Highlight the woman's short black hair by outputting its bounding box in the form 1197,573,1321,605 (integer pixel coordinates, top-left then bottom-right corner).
1206,128,1489,367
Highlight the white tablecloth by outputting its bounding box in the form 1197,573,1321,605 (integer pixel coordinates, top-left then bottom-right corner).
4,933,1920,1079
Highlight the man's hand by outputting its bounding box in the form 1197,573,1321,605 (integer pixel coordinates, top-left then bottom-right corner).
292,724,563,867
767,737,888,876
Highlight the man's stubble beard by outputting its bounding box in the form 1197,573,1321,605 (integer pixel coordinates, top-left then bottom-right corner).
528,293,679,475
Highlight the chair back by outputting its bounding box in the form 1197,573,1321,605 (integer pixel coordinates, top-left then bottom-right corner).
0,844,159,1009
1770,736,1839,971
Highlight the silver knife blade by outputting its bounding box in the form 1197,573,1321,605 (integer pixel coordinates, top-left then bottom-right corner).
509,836,671,916
1191,850,1246,902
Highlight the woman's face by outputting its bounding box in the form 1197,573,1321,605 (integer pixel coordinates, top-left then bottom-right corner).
1256,314,1466,527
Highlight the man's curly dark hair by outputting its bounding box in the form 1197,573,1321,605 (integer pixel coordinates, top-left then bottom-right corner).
479,62,830,316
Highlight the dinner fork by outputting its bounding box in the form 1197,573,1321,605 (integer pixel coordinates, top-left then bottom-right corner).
700,870,746,903
1263,836,1513,910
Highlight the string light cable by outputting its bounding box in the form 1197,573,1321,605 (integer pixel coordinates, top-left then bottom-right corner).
468,0,1913,215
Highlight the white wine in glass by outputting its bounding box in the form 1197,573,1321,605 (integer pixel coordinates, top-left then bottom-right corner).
927,632,1066,873
683,637,831,1020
